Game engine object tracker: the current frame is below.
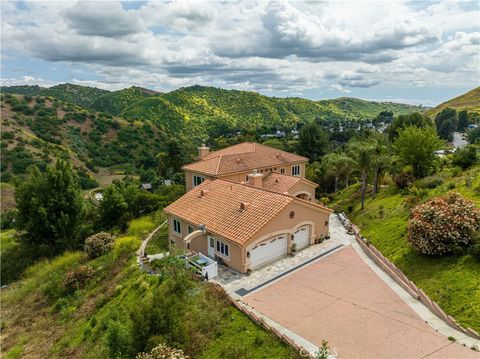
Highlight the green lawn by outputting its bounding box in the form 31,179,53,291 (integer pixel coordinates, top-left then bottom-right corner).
333,166,480,333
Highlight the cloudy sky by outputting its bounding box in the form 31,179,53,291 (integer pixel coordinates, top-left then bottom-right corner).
1,1,479,105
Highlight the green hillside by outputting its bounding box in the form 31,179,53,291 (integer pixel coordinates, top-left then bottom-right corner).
428,87,480,117
2,84,109,108
0,93,192,189
121,85,422,136
90,86,159,116
1,213,299,359
2,83,423,138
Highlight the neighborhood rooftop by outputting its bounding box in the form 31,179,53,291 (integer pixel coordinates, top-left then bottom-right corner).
182,142,308,176
164,179,330,245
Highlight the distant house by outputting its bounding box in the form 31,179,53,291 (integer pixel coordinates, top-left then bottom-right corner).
164,142,332,273
140,183,153,191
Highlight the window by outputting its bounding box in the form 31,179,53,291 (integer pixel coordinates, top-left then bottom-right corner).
291,165,300,176
193,175,204,187
280,168,285,174
188,225,194,234
216,240,229,257
173,219,181,234
245,174,249,181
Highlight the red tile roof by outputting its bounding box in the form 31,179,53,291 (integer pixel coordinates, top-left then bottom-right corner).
261,173,318,193
164,179,330,245
182,142,308,176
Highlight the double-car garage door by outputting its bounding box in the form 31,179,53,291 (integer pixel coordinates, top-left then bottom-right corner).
250,234,287,269
249,225,310,269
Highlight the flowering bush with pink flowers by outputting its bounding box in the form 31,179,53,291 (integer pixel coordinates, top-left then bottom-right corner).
408,192,480,255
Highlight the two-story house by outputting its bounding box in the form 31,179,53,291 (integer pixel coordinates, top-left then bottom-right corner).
164,142,332,273
182,142,317,201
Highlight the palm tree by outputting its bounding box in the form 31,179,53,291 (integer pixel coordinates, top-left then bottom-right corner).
323,153,342,193
371,143,388,198
357,146,373,210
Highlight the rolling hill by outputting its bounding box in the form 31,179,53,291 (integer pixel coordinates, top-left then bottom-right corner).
1,83,109,108
90,86,160,116
428,87,480,117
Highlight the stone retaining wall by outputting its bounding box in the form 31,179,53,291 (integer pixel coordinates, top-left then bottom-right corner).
340,213,480,341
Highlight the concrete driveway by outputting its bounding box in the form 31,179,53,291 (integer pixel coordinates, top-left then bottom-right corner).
243,246,479,359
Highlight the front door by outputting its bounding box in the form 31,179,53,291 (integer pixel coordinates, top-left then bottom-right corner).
208,236,215,258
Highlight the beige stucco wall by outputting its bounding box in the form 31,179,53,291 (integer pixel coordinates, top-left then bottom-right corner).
184,160,308,191
207,235,244,272
190,233,208,254
289,180,317,199
166,214,246,272
184,170,213,191
241,201,331,272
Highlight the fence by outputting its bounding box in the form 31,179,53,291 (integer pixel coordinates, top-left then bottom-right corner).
339,213,480,341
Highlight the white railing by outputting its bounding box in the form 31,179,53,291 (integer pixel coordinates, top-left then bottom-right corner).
185,252,218,279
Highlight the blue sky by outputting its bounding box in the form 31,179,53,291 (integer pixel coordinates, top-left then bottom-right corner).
1,0,479,106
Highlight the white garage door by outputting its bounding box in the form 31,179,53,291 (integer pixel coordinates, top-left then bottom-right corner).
250,234,287,269
293,226,310,250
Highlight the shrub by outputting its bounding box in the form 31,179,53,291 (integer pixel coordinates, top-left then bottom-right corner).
417,175,443,189
136,343,189,359
452,145,479,169
107,320,133,359
63,265,95,293
84,232,115,258
408,193,480,255
394,171,415,189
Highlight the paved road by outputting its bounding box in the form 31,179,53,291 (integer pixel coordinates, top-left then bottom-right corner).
453,131,468,148
243,245,479,359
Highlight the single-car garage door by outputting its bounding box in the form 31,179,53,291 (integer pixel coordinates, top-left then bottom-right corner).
293,226,310,250
250,234,287,269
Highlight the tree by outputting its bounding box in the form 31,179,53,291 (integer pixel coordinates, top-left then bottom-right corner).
357,146,372,210
371,147,389,198
468,126,480,144
98,186,129,230
457,110,469,132
435,108,458,141
297,122,329,161
387,112,432,141
323,153,356,192
15,160,84,250
393,126,442,178
452,145,479,169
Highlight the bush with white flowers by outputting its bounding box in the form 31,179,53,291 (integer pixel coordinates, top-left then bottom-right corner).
136,344,189,359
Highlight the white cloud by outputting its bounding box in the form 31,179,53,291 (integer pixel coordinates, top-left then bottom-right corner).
1,0,479,100
330,84,351,94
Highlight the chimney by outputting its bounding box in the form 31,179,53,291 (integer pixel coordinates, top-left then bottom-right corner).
240,202,250,211
248,169,263,188
198,143,209,160
200,189,209,197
